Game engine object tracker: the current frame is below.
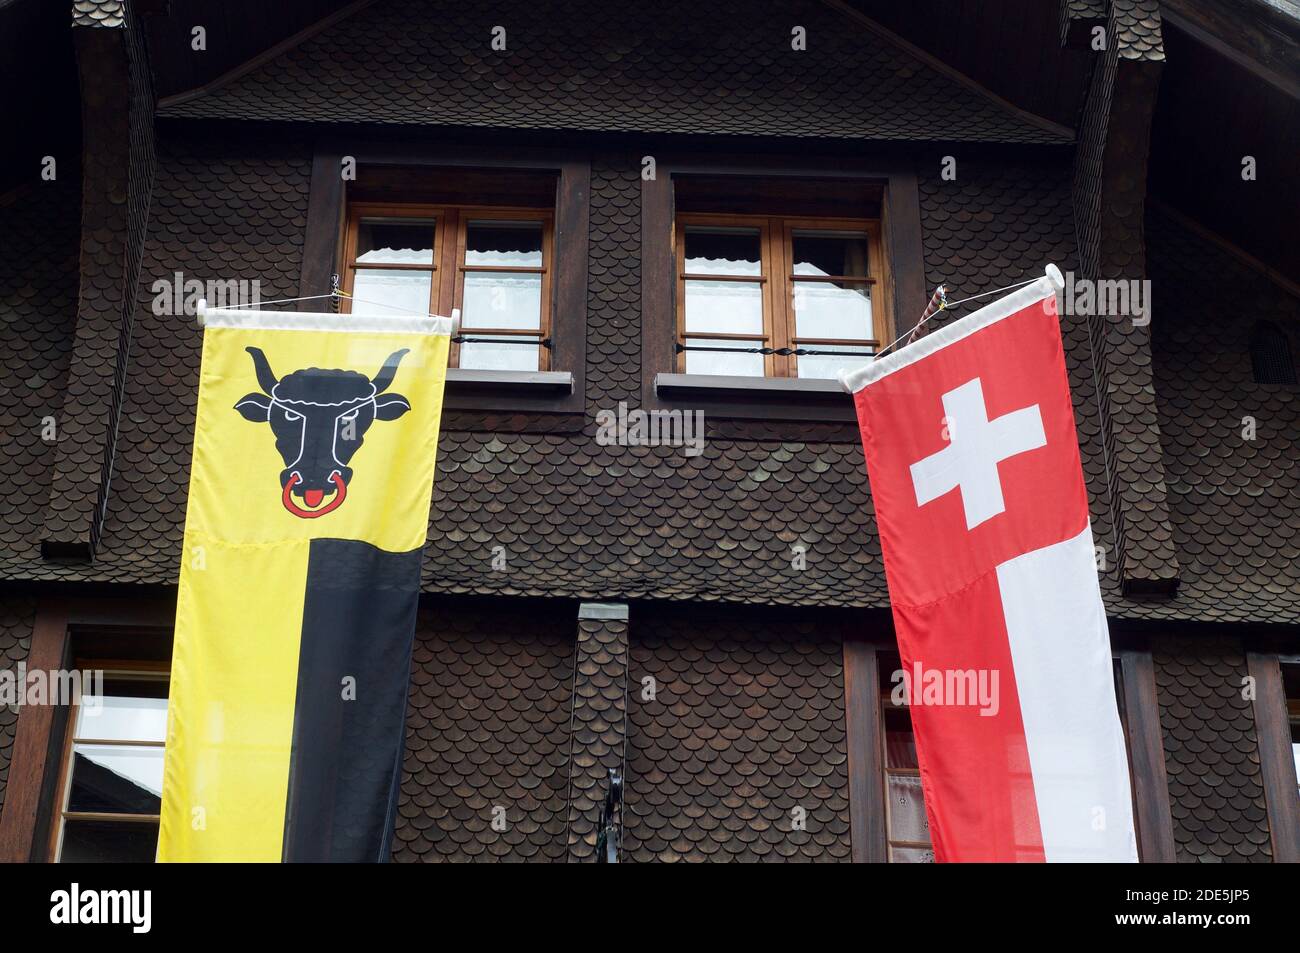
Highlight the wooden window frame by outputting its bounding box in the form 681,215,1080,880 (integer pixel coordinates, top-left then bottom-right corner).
843,633,1176,863
47,661,170,862
785,217,888,380
301,143,590,422
341,204,555,372
675,214,776,377
674,213,888,380
644,157,925,426
0,596,174,862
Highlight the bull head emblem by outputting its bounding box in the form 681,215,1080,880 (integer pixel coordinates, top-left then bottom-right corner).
234,346,411,518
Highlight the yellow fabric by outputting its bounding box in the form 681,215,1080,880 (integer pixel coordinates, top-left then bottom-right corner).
158,324,449,862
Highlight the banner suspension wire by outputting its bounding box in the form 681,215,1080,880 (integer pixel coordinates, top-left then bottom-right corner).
874,275,1042,361
215,277,1043,357
680,276,1046,364
197,289,461,331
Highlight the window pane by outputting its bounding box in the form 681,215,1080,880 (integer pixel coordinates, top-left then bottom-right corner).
465,221,543,267
879,654,903,693
356,219,434,265
458,336,541,372
888,845,935,863
67,745,163,815
796,343,875,380
352,269,432,315
684,227,761,276
683,337,765,377
75,694,168,742
886,774,931,843
1291,732,1298,790
793,280,873,340
461,272,542,330
792,230,870,277
884,711,918,769
59,819,158,863
684,279,763,335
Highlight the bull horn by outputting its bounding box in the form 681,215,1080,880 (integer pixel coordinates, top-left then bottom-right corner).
372,348,410,394
245,346,279,394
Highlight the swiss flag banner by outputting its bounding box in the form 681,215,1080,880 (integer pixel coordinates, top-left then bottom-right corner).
840,267,1137,862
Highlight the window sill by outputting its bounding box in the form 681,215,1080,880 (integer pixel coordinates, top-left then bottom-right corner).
446,369,574,394
653,373,856,422
442,368,582,419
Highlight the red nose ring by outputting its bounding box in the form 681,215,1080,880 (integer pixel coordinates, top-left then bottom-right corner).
281,472,347,519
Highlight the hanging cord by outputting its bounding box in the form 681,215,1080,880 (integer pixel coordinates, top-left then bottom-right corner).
219,292,339,309
206,288,463,335
217,288,455,321
873,276,1041,361
219,288,435,315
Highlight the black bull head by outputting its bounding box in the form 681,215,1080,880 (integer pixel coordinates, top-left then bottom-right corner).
234,346,411,518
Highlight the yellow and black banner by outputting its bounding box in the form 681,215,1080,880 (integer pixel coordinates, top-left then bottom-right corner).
158,306,452,862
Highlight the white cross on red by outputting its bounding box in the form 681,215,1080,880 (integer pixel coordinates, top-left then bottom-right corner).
909,377,1046,530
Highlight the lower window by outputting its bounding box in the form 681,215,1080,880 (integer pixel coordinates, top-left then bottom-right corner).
876,652,1137,862
878,654,933,862
52,666,169,862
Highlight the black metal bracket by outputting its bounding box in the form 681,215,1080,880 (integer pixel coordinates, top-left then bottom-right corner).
452,336,552,347
595,767,623,863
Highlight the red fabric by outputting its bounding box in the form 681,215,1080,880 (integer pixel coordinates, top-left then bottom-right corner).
852,294,1088,608
852,291,1089,861
893,572,1043,861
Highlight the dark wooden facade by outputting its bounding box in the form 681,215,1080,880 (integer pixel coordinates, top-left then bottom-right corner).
0,0,1296,862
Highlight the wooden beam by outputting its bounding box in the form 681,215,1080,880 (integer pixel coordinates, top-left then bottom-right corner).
299,146,345,309
0,604,69,861
1146,196,1300,298
819,0,1077,141
844,637,886,863
1161,1,1300,100
883,170,926,344
1247,652,1300,862
157,0,379,110
1119,649,1178,862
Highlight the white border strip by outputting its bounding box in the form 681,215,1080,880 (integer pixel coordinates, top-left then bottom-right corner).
838,265,1064,394
197,301,457,336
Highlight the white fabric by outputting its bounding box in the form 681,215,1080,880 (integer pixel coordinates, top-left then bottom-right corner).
198,305,455,336
996,524,1139,862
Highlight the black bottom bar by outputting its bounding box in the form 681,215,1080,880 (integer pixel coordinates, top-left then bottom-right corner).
281,538,421,862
